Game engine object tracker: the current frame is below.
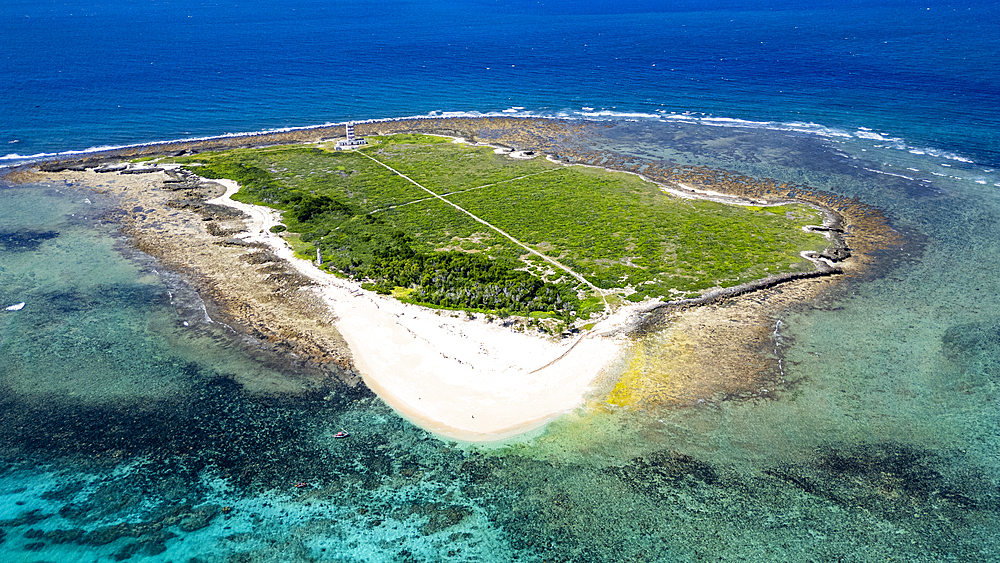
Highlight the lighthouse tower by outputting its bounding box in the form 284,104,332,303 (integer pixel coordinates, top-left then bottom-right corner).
335,121,367,150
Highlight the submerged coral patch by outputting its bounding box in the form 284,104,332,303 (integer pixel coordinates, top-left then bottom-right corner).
0,229,58,251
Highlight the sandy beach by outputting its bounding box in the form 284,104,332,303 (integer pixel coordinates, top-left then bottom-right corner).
205,178,628,441
14,116,895,444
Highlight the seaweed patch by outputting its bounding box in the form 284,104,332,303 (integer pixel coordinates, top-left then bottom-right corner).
0,229,58,251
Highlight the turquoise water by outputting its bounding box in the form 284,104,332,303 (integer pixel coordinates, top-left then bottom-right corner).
2,122,998,561
2,0,999,559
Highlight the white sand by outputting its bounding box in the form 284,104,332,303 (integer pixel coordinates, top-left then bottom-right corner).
206,179,627,442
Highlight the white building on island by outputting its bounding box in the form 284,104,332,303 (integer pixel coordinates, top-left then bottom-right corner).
335,122,367,150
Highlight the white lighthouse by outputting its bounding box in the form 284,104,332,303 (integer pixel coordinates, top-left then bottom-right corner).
335,121,367,150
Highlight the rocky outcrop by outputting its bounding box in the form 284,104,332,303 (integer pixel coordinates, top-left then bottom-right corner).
120,166,163,174
93,163,128,173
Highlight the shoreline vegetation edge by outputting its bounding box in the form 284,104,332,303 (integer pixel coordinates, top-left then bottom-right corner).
5,116,902,442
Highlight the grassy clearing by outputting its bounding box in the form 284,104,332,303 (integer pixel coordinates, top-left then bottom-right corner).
167,134,829,316
447,166,825,298
365,135,561,195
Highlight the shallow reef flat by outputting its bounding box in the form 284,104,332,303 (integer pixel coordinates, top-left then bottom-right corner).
7,117,991,563
10,117,904,438
34,118,891,438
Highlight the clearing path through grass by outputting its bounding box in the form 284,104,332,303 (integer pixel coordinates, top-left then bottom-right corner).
357,150,603,295
169,134,833,319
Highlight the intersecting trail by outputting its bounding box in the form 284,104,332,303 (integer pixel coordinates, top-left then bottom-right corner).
358,151,602,293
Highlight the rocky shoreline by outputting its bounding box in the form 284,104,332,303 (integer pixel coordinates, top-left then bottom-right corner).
11,166,368,402
5,116,902,412
15,115,895,271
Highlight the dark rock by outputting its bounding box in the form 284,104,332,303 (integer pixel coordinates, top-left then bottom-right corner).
0,508,51,527
205,222,244,237
38,156,119,171
162,170,188,183
609,450,718,499
120,167,163,175
43,528,85,544
240,251,281,265
111,531,176,561
765,441,1000,521
941,318,1000,392
38,162,71,172
113,541,143,561
179,504,220,532
820,247,852,261
0,229,59,252
216,239,259,248
942,319,1000,362
408,502,471,535
22,541,46,551
84,522,161,546
94,163,128,173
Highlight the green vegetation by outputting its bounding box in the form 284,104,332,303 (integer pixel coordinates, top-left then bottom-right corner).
449,167,824,298
168,135,829,317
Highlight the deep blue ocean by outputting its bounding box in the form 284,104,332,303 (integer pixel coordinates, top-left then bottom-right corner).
2,0,998,167
2,1,1000,562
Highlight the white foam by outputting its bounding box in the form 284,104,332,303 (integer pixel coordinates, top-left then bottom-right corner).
700,116,774,127
623,114,980,165
1,152,57,160
660,116,858,139
942,153,974,163
863,167,915,181
578,110,662,119
3,108,980,174
853,130,899,142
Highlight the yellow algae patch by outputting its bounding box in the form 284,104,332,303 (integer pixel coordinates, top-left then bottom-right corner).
606,331,697,408
603,276,844,412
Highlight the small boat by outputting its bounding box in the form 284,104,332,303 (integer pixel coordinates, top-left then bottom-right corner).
333,430,350,439
294,482,309,488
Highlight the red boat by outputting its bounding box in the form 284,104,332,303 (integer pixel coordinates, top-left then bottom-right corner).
334,430,350,439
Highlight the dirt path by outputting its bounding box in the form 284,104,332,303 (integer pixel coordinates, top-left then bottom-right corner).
201,170,628,441
359,151,602,293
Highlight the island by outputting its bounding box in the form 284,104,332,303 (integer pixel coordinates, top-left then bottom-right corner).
19,117,897,441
